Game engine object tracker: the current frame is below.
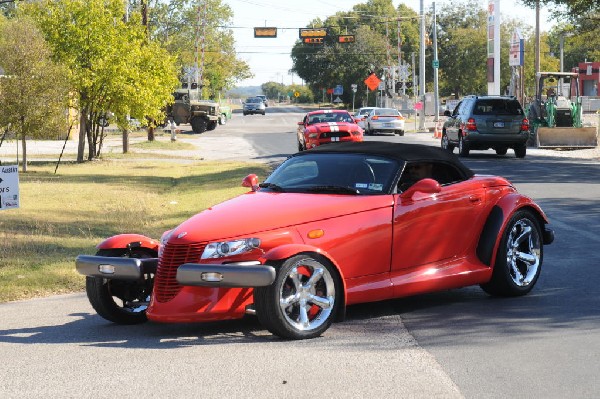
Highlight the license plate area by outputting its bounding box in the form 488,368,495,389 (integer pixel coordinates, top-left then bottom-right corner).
493,121,505,128
383,123,394,127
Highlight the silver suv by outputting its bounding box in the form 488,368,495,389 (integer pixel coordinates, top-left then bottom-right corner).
243,97,266,116
442,96,530,158
255,95,269,107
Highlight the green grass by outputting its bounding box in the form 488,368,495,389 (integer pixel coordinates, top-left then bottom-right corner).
130,139,196,151
0,159,270,302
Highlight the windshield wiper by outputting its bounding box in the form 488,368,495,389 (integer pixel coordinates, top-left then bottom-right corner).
258,182,286,192
306,185,359,195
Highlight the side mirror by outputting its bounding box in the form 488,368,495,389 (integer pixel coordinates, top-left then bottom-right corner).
242,174,260,192
443,110,451,117
400,178,441,199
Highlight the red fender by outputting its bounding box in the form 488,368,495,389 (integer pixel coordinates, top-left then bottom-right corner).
489,193,550,268
260,244,348,308
96,233,159,252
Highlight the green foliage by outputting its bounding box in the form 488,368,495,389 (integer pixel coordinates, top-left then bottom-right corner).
22,0,179,161
520,0,599,27
261,81,286,101
436,0,488,97
0,17,69,171
145,0,252,97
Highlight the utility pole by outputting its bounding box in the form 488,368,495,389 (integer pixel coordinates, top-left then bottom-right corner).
194,0,208,95
398,18,404,97
535,0,540,97
419,0,426,131
432,2,439,121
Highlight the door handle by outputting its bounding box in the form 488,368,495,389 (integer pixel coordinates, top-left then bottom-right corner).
469,195,482,203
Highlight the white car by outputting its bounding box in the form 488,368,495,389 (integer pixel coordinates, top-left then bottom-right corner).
354,107,376,130
365,107,405,136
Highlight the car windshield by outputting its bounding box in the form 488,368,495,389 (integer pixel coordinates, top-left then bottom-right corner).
263,153,401,195
374,108,400,116
473,99,523,116
247,98,262,103
309,112,353,124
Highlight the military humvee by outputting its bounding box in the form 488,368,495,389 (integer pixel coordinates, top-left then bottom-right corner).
166,89,220,133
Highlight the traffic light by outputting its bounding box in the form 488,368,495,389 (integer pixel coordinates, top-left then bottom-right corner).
338,35,355,43
304,37,323,45
254,27,277,38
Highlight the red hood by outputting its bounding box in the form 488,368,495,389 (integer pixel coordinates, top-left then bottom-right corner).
307,122,360,132
167,191,393,244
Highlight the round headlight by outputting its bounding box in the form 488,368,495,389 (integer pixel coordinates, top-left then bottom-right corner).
219,243,230,254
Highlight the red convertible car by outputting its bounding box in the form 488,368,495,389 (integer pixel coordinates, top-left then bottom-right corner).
297,109,363,151
76,142,554,340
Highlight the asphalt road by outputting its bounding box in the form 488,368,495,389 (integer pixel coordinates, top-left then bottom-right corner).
1,104,599,398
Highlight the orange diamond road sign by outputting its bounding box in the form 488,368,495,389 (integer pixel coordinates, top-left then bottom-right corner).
364,73,381,91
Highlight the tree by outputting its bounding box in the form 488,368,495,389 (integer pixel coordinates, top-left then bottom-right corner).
23,0,178,162
0,17,69,172
520,0,599,27
144,0,252,96
261,81,286,102
436,0,489,97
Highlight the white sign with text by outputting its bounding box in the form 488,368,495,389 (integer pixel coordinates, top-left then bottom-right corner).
0,165,20,210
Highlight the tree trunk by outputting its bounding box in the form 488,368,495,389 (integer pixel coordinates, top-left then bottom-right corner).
77,110,86,163
123,128,129,153
86,126,95,160
20,116,27,173
147,126,155,141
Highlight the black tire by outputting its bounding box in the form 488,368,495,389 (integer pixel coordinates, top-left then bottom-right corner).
190,116,207,133
441,132,455,153
514,144,526,158
495,147,508,155
85,248,156,324
262,111,266,115
480,210,543,297
254,255,341,340
207,121,218,131
458,135,470,157
243,112,247,116
218,115,227,125
397,130,405,136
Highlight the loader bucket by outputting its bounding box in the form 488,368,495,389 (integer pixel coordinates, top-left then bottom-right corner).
536,127,598,148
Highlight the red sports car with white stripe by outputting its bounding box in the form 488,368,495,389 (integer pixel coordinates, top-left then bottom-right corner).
297,109,363,151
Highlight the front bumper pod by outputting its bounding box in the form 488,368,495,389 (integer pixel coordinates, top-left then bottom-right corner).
176,261,276,288
75,255,158,280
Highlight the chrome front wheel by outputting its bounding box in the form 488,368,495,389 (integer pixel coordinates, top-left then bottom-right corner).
480,210,543,297
254,255,340,339
506,218,541,287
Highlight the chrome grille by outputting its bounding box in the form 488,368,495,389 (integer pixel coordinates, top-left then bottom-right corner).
155,242,207,303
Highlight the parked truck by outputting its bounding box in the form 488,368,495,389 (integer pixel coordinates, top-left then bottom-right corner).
166,88,220,133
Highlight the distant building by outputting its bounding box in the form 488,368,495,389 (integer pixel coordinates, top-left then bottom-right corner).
573,62,599,97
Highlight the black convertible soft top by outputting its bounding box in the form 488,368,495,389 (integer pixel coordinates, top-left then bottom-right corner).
300,141,474,178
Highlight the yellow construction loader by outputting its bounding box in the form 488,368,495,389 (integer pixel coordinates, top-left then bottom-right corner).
528,72,597,148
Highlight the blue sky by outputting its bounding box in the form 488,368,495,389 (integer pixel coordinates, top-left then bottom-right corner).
222,0,553,87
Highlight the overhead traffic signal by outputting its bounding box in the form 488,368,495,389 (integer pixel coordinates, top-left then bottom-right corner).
254,27,277,38
299,28,328,38
338,35,355,43
304,37,323,45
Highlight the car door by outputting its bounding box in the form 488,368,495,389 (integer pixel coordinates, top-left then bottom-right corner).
444,100,463,141
297,114,308,146
390,163,486,273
